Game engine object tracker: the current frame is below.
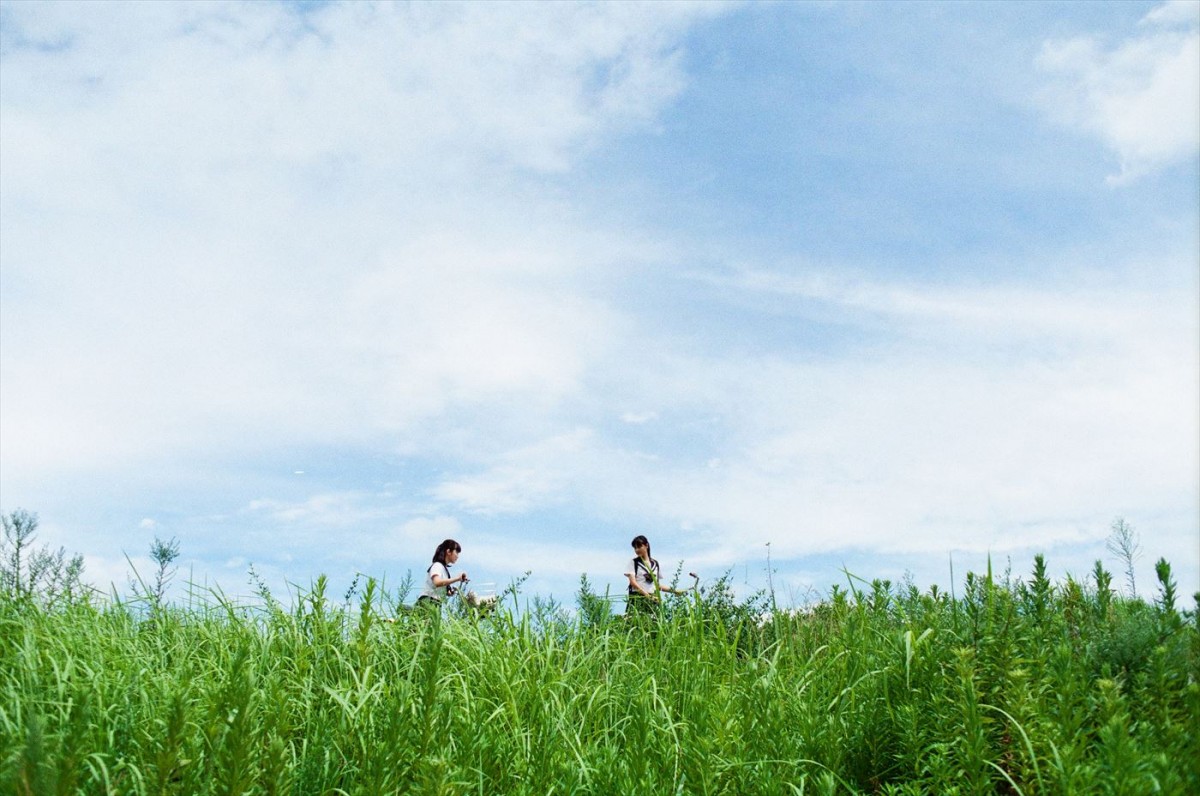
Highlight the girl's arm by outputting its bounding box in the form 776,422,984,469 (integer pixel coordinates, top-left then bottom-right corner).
658,573,699,596
431,570,467,588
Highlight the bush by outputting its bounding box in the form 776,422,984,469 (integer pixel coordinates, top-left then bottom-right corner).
0,509,86,607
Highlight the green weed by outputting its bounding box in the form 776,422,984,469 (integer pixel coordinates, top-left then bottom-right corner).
0,555,1196,794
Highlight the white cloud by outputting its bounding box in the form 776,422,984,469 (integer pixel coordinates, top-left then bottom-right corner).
1143,0,1200,28
245,492,384,526
711,263,1196,350
621,411,659,424
80,554,138,596
0,1,712,189
230,490,468,567
0,1,722,480
2,2,1195,603
382,516,465,561
1037,1,1200,183
428,264,1198,573
433,429,596,514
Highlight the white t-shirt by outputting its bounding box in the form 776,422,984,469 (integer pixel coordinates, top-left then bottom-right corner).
624,556,660,596
421,562,452,601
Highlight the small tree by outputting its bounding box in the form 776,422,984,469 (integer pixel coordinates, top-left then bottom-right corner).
1,509,86,606
576,573,613,630
150,536,181,607
1106,517,1141,597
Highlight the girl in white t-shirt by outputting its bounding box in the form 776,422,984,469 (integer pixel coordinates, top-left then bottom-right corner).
624,534,687,616
418,539,468,606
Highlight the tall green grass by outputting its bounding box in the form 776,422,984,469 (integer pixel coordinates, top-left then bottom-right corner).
2,557,1197,795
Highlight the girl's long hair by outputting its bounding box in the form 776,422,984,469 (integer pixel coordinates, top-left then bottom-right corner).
432,539,462,567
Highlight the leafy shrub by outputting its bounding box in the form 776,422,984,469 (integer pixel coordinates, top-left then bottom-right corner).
2,548,1197,795
0,509,86,608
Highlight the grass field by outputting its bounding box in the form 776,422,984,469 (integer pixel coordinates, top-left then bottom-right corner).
2,556,1197,795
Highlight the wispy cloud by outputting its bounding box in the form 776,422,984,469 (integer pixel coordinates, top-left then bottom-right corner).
2,2,1195,603
433,429,596,515
0,1,723,479
0,1,715,177
1037,0,1199,183
429,261,1197,571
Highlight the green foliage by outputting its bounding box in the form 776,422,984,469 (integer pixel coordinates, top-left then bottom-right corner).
0,554,1197,795
0,509,86,608
576,573,615,631
1106,517,1142,598
150,536,181,605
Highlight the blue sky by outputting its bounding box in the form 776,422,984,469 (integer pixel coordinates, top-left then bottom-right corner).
2,0,1197,609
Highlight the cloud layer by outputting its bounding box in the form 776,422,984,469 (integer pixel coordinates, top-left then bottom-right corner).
1038,0,1199,182
2,1,1196,603
1,1,715,473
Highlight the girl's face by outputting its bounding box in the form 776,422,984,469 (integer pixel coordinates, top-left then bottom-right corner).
633,541,648,558
447,548,460,565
